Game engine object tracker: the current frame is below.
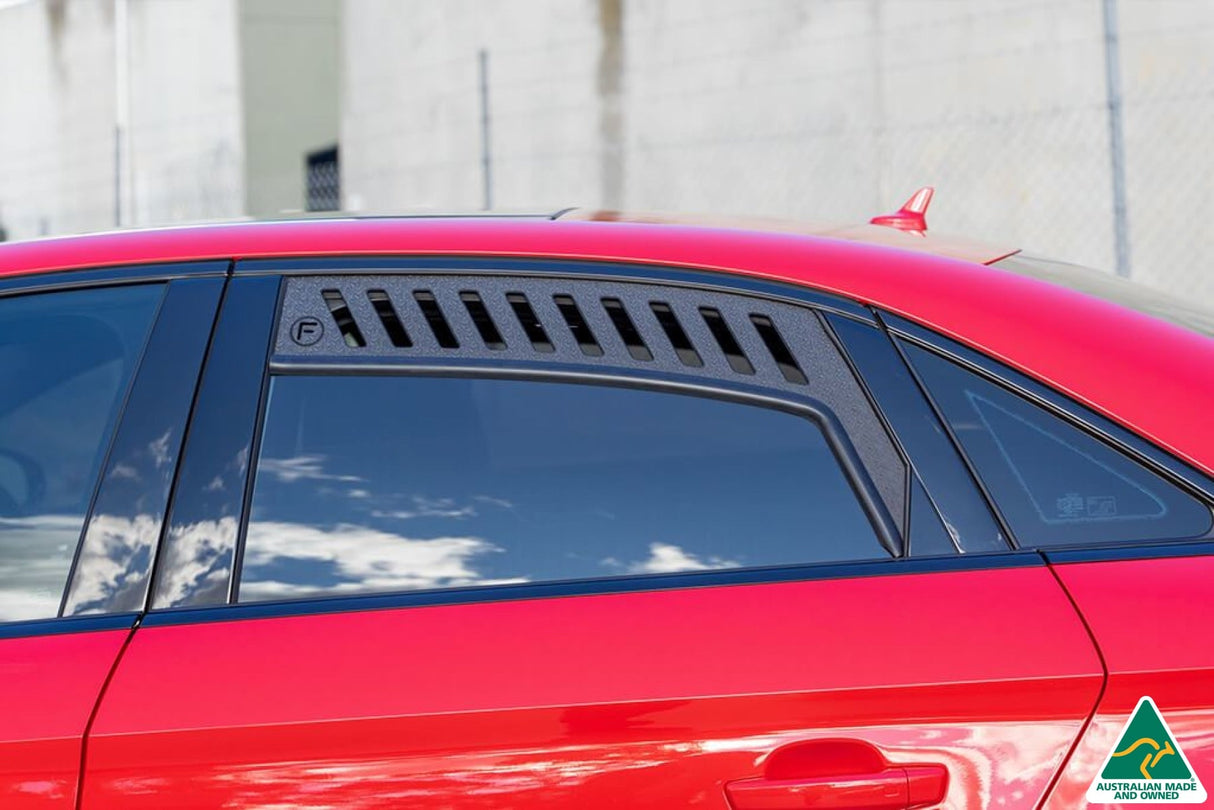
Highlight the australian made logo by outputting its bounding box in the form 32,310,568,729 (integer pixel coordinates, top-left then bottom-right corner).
1087,697,1207,804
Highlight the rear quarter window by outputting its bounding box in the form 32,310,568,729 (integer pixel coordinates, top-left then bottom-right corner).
905,343,1212,548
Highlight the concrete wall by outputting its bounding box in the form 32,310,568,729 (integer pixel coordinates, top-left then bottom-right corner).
0,0,118,238
0,0,244,240
340,0,1214,301
127,0,244,226
340,0,607,213
240,0,340,218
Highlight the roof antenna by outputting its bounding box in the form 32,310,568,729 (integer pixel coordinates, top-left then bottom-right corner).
870,186,934,235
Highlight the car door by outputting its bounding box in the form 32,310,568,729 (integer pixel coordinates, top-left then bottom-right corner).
0,264,223,810
81,261,1103,809
882,317,1214,808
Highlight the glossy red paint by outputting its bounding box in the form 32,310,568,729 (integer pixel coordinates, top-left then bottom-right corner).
1042,555,1214,809
82,567,1102,808
0,629,130,810
2,218,1210,476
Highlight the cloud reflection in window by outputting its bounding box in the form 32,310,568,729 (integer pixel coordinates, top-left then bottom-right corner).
0,515,82,621
239,521,528,603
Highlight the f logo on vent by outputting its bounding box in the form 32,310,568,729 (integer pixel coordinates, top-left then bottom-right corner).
290,317,324,346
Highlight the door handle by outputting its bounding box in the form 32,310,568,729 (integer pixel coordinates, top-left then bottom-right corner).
725,739,948,810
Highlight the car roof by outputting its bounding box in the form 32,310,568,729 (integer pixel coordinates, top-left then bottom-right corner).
555,208,1018,265
1,215,1211,476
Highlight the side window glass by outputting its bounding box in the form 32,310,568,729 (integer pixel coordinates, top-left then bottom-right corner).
904,343,1212,548
238,375,887,603
0,284,163,620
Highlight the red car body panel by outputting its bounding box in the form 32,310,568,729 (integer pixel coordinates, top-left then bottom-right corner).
1,218,1210,807
82,567,1102,808
0,629,129,810
1,219,1210,476
1042,555,1214,809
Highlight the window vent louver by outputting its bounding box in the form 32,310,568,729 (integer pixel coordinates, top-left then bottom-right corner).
289,277,823,391
602,297,653,361
507,292,555,353
699,306,754,375
413,290,459,349
650,301,703,368
553,294,603,356
460,291,506,350
366,289,412,347
321,289,365,348
751,313,807,384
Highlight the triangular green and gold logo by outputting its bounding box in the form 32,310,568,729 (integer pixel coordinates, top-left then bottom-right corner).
1087,697,1207,804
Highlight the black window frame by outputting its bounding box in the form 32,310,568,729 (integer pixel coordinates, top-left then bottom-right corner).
0,260,228,635
146,258,930,615
823,312,1010,556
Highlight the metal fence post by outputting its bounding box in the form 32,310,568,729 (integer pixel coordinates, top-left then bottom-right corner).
478,48,493,211
1102,0,1131,278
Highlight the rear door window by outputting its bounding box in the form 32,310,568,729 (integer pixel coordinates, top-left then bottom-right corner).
904,343,1212,547
237,375,888,602
0,284,163,620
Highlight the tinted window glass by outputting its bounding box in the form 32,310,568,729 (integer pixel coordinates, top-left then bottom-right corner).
906,344,1212,547
0,284,163,621
239,375,886,602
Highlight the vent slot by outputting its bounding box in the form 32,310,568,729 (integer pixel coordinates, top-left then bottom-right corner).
366,289,412,347
459,291,506,350
601,297,653,361
506,293,555,353
700,306,754,374
553,294,603,356
412,290,459,349
649,302,703,367
321,289,365,348
750,314,807,384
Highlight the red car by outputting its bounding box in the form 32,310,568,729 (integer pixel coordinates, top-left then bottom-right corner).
0,196,1211,809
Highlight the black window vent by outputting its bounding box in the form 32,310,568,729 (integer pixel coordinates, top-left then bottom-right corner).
366,289,411,347
602,297,653,361
413,290,459,349
460,291,506,350
321,289,365,348
554,294,603,356
650,301,703,367
751,313,807,384
285,276,826,393
507,292,554,353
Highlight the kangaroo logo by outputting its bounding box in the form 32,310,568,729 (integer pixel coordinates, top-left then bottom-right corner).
1087,697,1206,804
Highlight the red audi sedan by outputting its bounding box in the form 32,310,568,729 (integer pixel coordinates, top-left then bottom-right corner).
0,202,1210,809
